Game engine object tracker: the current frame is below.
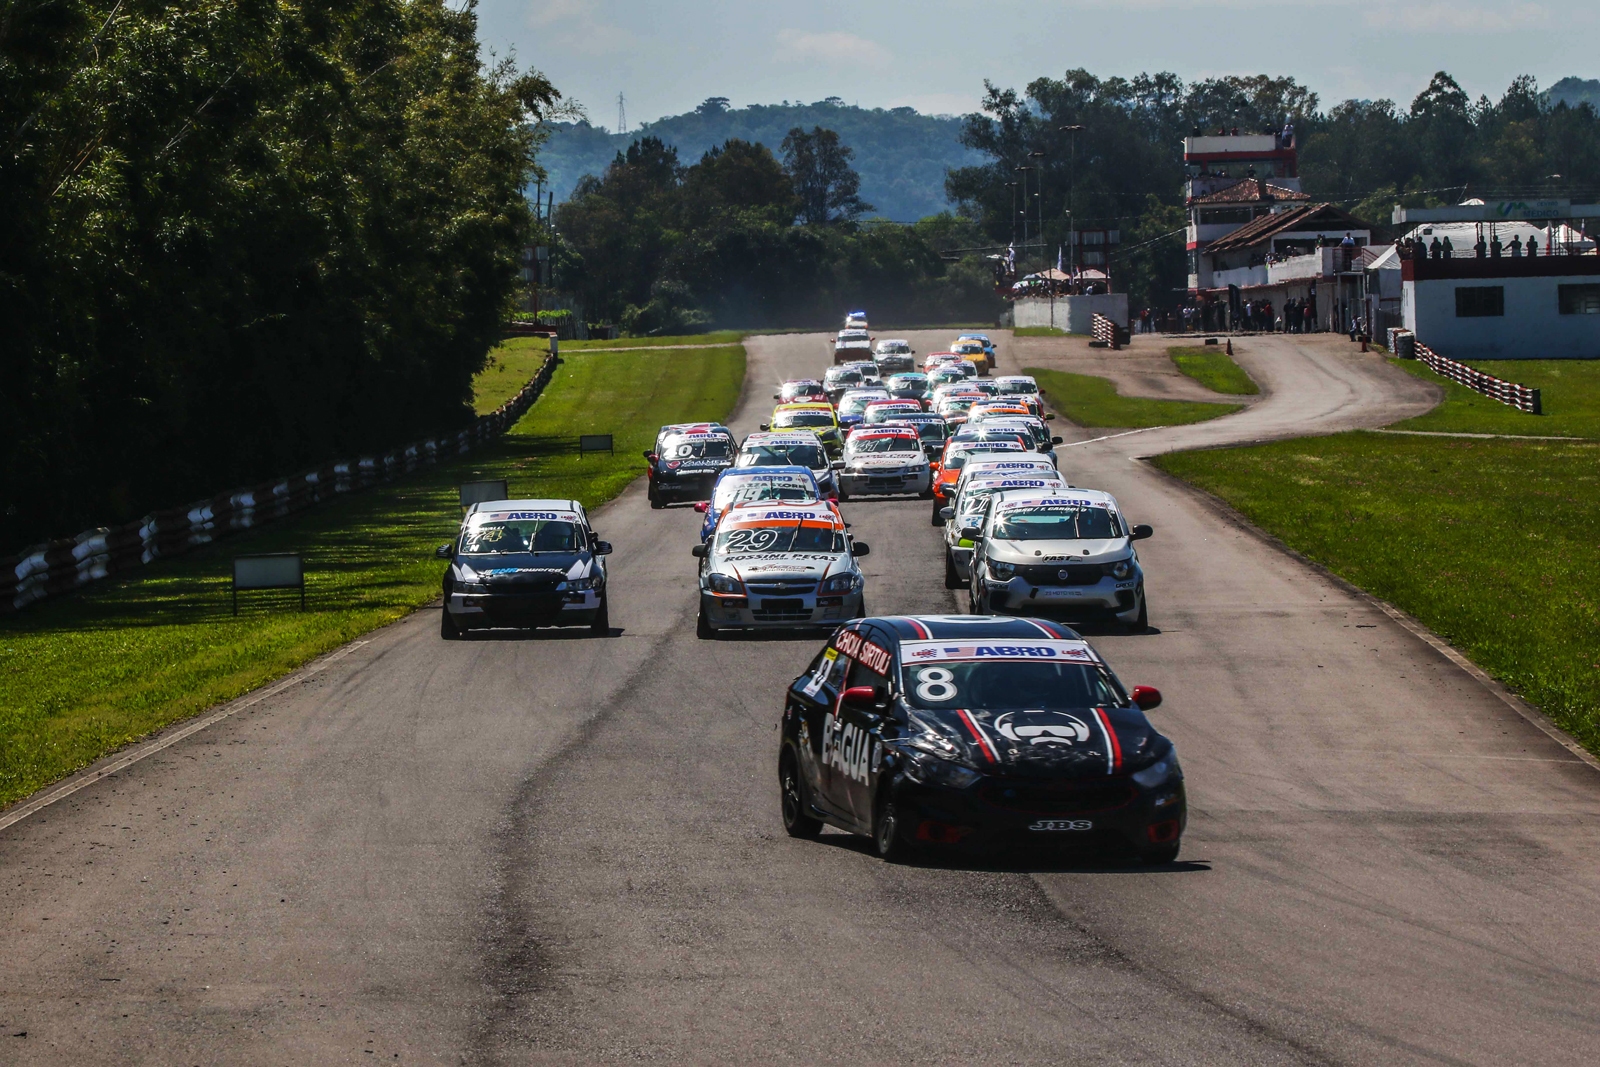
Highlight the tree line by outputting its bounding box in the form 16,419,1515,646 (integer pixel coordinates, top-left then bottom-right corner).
1,0,556,550
552,129,1001,335
946,70,1600,310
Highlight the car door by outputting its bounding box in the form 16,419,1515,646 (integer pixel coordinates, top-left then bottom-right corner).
834,625,895,828
790,638,852,820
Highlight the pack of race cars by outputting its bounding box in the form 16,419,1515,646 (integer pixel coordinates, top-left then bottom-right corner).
438,316,1181,865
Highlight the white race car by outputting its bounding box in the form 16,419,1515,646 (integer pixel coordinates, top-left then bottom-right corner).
437,499,612,639
968,487,1153,631
837,427,933,500
939,472,1067,587
693,499,869,637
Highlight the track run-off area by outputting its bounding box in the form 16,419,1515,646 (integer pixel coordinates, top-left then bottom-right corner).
3,330,1599,1065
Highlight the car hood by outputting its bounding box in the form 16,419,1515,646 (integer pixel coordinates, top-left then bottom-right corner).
717,552,846,582
920,706,1160,778
985,537,1130,566
456,552,593,585
848,454,925,469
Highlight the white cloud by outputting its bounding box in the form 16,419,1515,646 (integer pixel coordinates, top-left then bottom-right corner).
774,29,890,65
521,0,635,55
1365,2,1550,32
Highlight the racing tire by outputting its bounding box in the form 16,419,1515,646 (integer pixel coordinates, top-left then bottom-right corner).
648,484,664,510
779,746,823,839
696,607,714,640
944,550,963,589
590,594,610,637
1125,592,1149,634
873,791,915,863
837,489,850,502
930,497,945,527
440,607,462,641
918,489,934,500
852,598,867,620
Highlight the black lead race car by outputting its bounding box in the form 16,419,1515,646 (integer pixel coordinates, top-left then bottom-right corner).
778,614,1184,863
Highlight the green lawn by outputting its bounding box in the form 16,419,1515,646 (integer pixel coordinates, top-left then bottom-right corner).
1026,366,1244,429
561,330,746,351
1389,358,1600,438
1155,432,1600,755
1169,345,1260,395
1012,326,1086,338
0,345,745,807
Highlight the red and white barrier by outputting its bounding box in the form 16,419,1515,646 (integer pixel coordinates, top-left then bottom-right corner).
3,351,560,613
1412,339,1542,415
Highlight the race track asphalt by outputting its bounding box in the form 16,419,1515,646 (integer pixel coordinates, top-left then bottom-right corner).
2,330,1598,1065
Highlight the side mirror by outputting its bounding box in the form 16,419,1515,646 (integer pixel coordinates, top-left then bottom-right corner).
772,393,781,400
1131,524,1154,541
1130,685,1162,711
691,544,709,558
693,501,709,513
642,450,657,462
759,423,770,431
593,541,614,556
1045,414,1056,421
851,542,871,557
831,460,846,470
841,685,883,711
939,507,955,520
1052,436,1064,445
435,542,455,560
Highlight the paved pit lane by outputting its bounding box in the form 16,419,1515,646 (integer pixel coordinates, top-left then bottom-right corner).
2,331,1598,1065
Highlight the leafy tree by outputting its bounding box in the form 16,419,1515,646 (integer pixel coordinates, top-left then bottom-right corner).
781,126,873,224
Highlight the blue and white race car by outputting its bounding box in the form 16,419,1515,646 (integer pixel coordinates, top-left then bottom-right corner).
694,466,822,542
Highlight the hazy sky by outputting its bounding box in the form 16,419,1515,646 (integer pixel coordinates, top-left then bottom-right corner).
475,0,1597,128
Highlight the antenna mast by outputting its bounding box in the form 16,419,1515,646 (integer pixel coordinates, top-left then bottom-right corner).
616,93,627,135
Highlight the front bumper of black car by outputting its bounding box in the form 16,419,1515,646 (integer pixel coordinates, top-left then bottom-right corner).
888,768,1186,854
653,469,724,502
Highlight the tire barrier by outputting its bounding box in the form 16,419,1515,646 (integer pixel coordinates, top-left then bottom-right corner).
1412,339,1541,415
2,351,559,614
1090,313,1129,350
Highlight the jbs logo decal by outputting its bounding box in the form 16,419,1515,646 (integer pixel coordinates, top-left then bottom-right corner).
1029,819,1093,832
822,713,872,785
833,629,892,674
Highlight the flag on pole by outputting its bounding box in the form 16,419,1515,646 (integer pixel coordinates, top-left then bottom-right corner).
1056,246,1063,273
1005,243,1015,271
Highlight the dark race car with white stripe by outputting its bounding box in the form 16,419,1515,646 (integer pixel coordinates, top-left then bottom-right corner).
778,614,1183,863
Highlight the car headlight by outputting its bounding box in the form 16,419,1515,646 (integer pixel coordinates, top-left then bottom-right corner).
556,576,601,591
899,722,982,787
988,560,1015,581
456,581,487,593
705,572,745,594
1131,749,1182,788
1110,559,1133,580
818,572,860,595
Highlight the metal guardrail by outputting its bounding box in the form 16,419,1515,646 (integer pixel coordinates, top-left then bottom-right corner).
1411,339,1541,414
2,350,560,614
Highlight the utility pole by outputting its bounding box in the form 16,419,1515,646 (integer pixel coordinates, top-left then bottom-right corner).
1005,181,1019,247
1014,165,1035,261
616,92,627,135
1028,150,1046,261
1058,125,1084,290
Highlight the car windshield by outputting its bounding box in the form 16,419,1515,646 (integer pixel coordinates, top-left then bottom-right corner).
901,661,1123,711
739,444,828,469
661,435,731,460
716,524,846,554
912,423,946,440
462,519,579,555
945,446,1022,470
849,435,920,455
993,504,1122,540
714,480,816,509
774,411,834,428
826,371,861,386
998,380,1038,395
839,394,887,415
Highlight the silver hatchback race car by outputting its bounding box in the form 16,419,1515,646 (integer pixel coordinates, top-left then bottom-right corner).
693,498,869,637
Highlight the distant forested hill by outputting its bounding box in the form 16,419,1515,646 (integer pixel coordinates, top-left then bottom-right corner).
538,99,980,221
1547,77,1600,110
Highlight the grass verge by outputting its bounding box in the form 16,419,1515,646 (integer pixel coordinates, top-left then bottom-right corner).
0,345,745,808
1155,432,1600,755
1026,366,1244,429
1388,358,1600,438
1012,326,1087,338
1169,345,1260,395
562,331,746,351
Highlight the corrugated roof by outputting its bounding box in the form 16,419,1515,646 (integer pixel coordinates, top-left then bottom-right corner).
1190,178,1309,205
1204,203,1372,253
